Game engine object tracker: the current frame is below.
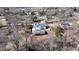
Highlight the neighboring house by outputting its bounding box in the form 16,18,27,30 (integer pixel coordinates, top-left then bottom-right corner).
38,16,47,21
77,21,79,24
32,21,47,35
59,22,71,29
46,19,60,28
33,14,47,22
0,16,8,27
73,13,79,19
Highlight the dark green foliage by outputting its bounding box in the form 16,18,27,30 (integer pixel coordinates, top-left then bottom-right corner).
55,26,64,38
39,11,46,16
31,12,36,15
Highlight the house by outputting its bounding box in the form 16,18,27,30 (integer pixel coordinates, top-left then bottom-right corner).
73,12,79,19
46,19,60,28
32,21,47,35
38,16,47,21
0,16,8,27
59,22,72,30
77,21,79,24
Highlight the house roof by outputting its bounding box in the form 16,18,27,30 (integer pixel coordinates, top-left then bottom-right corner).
46,19,59,23
0,16,5,20
33,21,47,31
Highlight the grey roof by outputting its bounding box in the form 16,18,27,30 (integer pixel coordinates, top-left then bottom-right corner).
33,22,47,31
0,16,5,19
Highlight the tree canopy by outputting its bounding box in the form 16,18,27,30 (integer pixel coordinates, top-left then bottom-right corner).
55,26,64,38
